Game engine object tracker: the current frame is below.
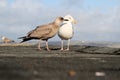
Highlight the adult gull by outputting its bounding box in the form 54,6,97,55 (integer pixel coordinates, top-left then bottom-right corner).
58,15,77,50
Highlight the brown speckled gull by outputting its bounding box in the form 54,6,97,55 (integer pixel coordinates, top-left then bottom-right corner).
19,17,64,51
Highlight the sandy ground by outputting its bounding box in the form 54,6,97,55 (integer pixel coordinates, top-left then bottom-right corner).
0,45,120,80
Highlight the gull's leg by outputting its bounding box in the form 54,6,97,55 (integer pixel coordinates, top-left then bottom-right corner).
60,39,64,50
66,39,70,51
46,40,50,51
38,40,42,50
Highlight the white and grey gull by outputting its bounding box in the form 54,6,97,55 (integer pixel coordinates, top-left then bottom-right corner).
19,17,64,51
58,15,77,50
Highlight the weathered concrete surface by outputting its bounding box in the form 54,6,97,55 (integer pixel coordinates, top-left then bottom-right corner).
0,45,120,80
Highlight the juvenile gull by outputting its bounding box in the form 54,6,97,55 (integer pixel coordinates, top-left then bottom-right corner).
58,15,77,50
2,36,15,43
19,17,64,51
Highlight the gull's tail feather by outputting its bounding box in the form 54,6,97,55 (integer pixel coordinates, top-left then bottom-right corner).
18,36,32,43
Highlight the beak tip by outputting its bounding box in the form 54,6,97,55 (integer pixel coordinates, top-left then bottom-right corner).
74,20,77,24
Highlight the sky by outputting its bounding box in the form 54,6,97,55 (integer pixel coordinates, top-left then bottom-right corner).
0,0,120,42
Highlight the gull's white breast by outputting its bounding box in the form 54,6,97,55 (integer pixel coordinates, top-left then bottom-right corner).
58,22,73,40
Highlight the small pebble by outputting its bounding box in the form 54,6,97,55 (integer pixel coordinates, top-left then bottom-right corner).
95,72,106,76
68,70,76,77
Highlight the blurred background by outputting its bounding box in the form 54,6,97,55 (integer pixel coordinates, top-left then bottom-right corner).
0,0,120,42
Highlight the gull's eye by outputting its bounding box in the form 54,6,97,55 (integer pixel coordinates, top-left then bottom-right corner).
69,17,73,20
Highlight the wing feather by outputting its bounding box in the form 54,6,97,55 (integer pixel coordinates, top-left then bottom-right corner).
27,24,53,38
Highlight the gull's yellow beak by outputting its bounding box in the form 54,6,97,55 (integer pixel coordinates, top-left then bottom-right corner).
72,19,77,24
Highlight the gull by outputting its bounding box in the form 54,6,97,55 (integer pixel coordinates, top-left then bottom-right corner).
58,15,77,50
19,17,64,51
2,36,15,43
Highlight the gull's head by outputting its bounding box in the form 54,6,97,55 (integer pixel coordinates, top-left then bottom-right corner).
1,36,6,40
64,15,77,24
54,17,64,25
